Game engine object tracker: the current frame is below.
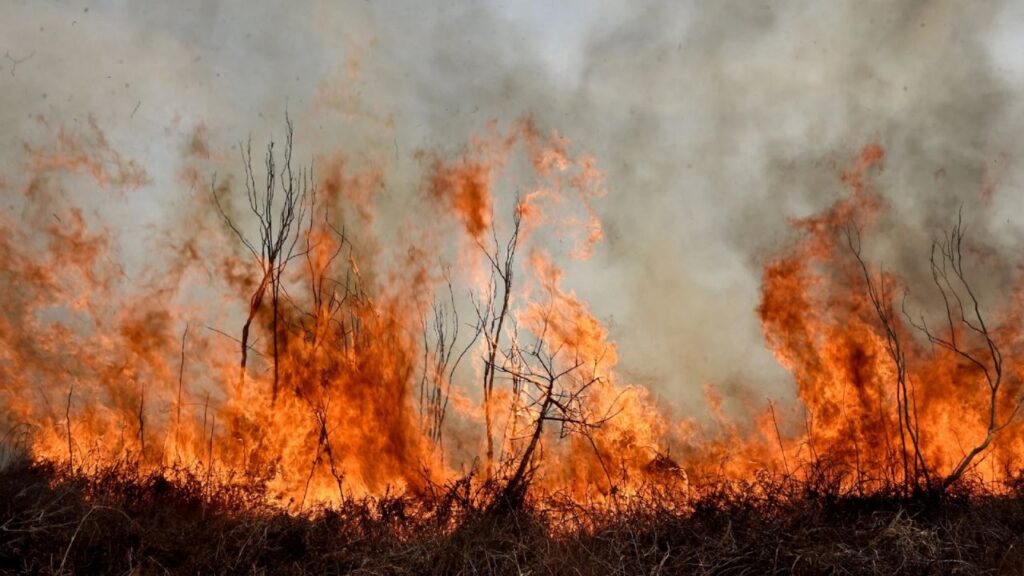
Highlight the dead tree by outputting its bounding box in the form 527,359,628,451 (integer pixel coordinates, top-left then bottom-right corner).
849,213,1022,493
65,385,74,474
469,202,619,509
285,200,373,502
474,205,521,476
212,116,310,405
300,398,345,510
419,270,481,447
907,212,1022,490
486,306,619,511
295,204,353,361
174,324,189,462
846,223,930,492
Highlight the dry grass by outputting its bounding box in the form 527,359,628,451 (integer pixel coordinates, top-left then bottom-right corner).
3,457,1024,575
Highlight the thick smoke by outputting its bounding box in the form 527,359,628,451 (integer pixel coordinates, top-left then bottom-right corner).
2,0,1023,428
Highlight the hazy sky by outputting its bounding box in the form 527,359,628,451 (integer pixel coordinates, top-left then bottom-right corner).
4,0,1024,419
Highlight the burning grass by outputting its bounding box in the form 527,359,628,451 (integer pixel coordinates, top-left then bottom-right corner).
5,455,1024,575
5,117,1024,573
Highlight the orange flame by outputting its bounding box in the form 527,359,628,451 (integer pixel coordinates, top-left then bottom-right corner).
4,116,1022,510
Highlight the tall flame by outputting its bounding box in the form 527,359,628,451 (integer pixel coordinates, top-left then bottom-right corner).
3,115,1022,509
0,116,662,506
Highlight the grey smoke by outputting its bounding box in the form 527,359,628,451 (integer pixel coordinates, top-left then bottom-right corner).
2,0,1023,425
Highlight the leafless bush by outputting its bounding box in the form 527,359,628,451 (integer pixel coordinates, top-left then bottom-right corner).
212,116,311,405
847,211,1022,494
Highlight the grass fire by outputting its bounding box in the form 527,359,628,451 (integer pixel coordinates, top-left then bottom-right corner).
5,1,1024,574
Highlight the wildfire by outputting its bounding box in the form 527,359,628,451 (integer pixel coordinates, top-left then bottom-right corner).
1,113,1020,511
757,143,1024,491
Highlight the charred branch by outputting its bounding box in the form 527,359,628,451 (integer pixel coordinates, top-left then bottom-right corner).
211,115,312,406
905,211,1022,490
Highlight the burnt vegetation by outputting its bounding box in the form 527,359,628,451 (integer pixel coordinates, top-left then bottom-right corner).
7,457,1024,574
